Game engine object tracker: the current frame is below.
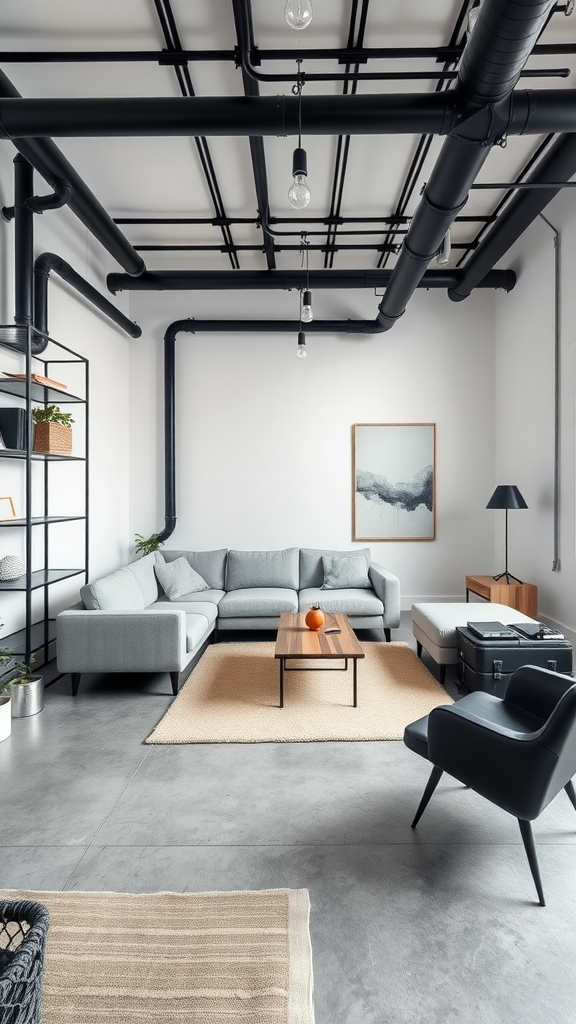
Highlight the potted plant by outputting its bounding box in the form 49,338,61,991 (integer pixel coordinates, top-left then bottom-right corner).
6,654,44,719
134,533,164,557
32,405,74,455
0,625,12,741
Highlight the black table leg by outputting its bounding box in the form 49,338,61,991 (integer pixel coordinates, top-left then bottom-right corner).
353,658,357,707
280,658,284,708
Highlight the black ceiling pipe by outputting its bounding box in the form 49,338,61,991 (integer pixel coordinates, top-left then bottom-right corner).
3,179,72,220
13,154,33,328
375,0,558,331
34,253,142,339
107,268,515,293
449,133,576,301
158,325,178,543
1,88,576,138
0,69,145,276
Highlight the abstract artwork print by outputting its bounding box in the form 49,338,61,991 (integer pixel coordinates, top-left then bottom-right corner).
353,423,435,540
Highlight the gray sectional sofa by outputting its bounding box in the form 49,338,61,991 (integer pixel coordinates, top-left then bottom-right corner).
56,546,400,695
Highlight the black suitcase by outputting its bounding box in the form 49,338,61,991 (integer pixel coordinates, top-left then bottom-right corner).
456,626,573,698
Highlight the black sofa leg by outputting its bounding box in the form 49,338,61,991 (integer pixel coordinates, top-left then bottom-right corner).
416,640,422,658
564,779,576,814
439,664,446,686
518,818,546,907
411,765,444,829
71,673,81,696
384,628,391,642
170,671,179,696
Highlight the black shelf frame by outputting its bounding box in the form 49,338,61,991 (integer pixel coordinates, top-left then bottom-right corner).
0,324,89,666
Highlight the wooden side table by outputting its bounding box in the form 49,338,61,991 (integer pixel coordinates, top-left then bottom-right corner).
465,574,537,618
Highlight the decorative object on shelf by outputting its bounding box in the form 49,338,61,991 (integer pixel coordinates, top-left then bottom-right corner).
305,604,324,631
0,555,25,580
486,484,528,584
353,423,436,541
32,405,74,455
134,532,165,557
0,497,17,521
3,371,68,390
0,407,27,449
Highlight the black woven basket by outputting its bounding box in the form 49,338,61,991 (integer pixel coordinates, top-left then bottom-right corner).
0,900,50,1024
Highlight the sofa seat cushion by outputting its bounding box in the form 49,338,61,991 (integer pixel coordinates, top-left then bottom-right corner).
299,587,384,616
225,548,299,591
218,588,298,618
184,613,211,653
152,596,221,625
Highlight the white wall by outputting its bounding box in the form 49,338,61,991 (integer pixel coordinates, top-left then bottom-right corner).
0,147,132,636
129,284,497,607
495,193,576,640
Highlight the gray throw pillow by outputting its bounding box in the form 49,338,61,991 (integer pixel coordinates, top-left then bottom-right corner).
155,556,209,600
321,554,371,590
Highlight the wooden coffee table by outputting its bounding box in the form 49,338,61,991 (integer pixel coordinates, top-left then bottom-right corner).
274,612,365,708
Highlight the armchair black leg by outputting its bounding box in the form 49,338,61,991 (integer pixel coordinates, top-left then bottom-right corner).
411,765,444,829
564,779,576,814
518,818,546,907
170,671,179,696
71,673,81,696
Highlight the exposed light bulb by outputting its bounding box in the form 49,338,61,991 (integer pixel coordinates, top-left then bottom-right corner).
301,289,314,323
288,174,311,210
285,0,313,30
296,331,307,358
436,230,451,266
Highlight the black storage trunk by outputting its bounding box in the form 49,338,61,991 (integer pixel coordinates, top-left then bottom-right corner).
456,626,573,698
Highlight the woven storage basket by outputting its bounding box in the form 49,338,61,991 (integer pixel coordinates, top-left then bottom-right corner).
0,899,49,1024
33,422,72,455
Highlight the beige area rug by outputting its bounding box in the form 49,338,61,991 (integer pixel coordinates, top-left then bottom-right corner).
146,641,452,744
0,887,314,1024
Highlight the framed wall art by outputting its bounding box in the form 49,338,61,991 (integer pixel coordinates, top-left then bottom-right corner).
353,423,435,541
0,496,17,521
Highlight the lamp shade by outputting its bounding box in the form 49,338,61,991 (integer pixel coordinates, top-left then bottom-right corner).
486,485,528,510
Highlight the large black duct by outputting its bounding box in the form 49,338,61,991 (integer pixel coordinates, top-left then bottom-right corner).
449,133,576,301
34,253,142,338
376,0,558,331
0,69,145,276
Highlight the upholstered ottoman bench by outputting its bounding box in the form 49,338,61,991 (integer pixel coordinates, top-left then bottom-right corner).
411,602,539,684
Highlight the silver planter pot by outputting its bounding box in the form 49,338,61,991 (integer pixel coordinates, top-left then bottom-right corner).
10,677,44,718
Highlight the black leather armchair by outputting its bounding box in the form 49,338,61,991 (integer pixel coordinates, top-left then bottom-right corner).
404,664,576,906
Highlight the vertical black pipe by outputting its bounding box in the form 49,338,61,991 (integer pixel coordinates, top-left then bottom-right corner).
158,328,177,542
14,154,34,326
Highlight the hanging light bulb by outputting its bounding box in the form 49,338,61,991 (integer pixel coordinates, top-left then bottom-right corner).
436,229,451,266
284,0,313,30
301,289,314,323
296,331,307,358
288,147,311,209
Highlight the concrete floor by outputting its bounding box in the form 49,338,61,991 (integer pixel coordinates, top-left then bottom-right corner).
2,612,576,1023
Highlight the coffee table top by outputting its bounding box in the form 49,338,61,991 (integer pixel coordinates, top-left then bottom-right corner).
275,612,365,660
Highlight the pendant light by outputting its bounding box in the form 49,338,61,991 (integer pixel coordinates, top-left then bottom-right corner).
300,240,314,322
288,74,311,209
285,0,313,31
436,229,451,266
296,331,307,358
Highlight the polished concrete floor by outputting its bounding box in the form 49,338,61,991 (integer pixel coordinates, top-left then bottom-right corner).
2,613,576,1023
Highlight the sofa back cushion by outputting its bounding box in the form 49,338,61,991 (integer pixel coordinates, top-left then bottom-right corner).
81,566,147,611
161,549,227,590
299,547,372,589
128,551,161,606
225,548,299,592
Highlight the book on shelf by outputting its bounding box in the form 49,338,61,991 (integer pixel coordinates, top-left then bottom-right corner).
3,371,68,391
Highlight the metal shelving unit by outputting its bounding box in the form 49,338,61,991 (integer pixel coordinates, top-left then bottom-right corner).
0,325,88,666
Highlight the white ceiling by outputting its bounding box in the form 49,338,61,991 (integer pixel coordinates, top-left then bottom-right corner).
1,0,575,277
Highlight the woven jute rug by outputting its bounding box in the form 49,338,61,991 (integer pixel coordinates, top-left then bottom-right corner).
146,641,452,744
0,887,314,1024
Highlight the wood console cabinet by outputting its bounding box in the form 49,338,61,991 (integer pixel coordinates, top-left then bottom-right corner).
465,574,537,618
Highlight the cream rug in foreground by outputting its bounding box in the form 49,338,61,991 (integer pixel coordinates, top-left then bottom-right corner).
146,641,452,744
0,888,314,1024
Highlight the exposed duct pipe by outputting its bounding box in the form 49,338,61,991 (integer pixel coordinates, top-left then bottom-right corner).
158,324,178,543
107,268,515,294
448,133,576,301
375,0,558,331
2,179,71,221
13,154,33,327
2,90,576,139
0,69,145,276
34,253,142,340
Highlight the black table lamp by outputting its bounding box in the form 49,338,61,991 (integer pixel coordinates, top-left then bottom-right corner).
486,485,528,584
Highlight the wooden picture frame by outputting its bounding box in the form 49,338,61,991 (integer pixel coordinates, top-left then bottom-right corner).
0,496,17,521
353,423,436,541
